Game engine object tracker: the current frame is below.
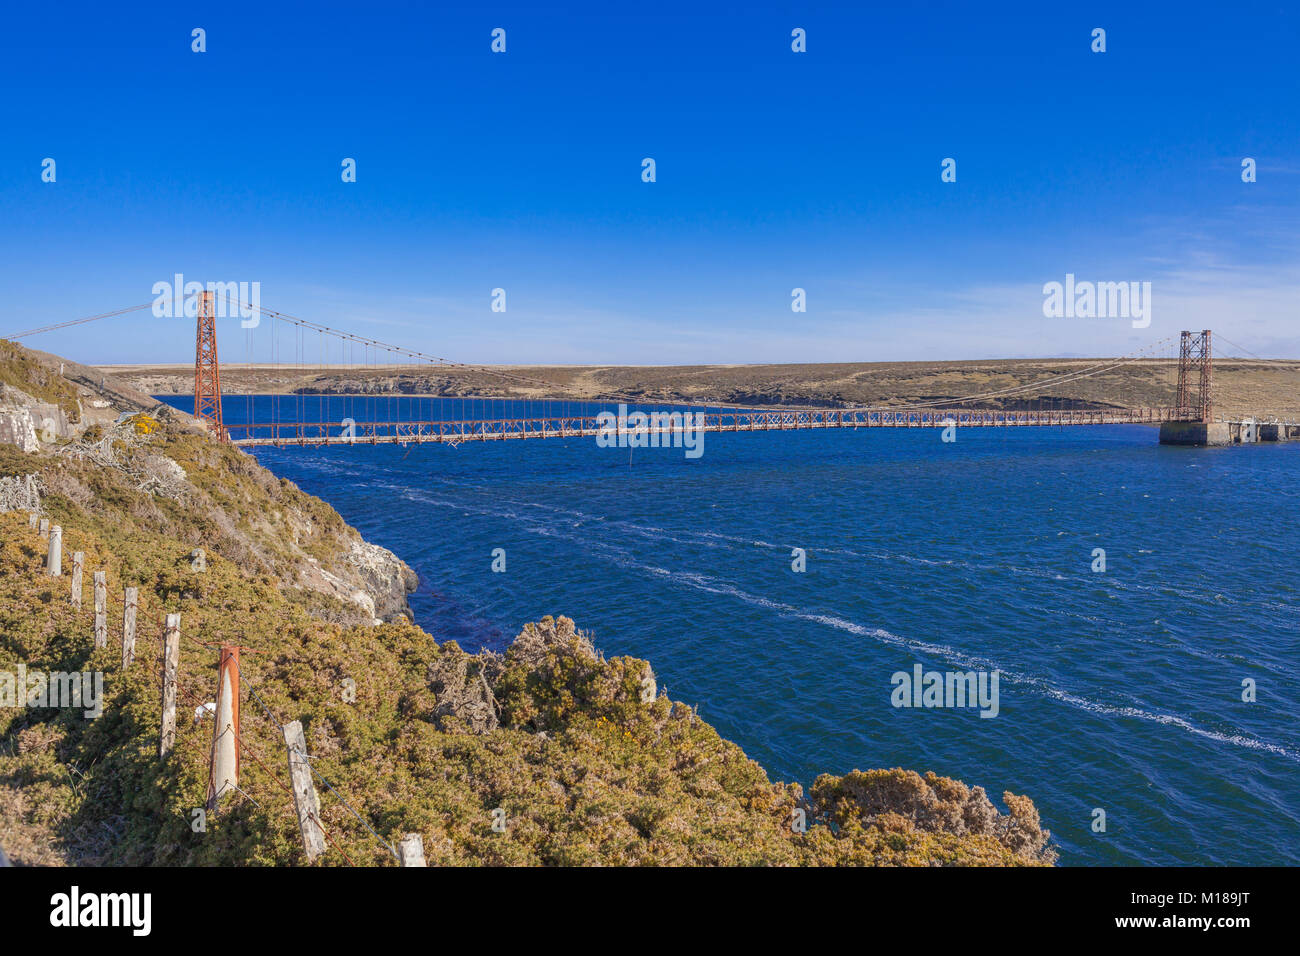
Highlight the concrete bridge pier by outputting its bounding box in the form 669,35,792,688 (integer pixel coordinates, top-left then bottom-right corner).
1158,422,1230,446
1162,420,1300,445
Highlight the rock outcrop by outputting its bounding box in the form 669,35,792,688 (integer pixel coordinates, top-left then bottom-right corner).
0,385,73,452
298,541,417,625
346,539,419,621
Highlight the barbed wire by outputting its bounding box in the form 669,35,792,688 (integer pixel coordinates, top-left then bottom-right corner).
230,654,400,863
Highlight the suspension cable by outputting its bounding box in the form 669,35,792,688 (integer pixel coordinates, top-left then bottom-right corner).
3,303,156,340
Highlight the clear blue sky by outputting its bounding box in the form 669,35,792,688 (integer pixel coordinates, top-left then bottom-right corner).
2,1,1297,365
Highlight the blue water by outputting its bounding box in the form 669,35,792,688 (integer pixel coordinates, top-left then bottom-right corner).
165,395,1300,865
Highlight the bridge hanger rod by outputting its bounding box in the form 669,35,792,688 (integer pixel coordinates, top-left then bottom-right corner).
236,298,1181,414
231,298,660,404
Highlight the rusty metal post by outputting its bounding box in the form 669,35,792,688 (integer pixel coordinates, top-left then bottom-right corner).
206,645,242,812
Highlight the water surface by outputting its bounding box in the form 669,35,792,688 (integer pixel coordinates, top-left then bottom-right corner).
164,394,1300,865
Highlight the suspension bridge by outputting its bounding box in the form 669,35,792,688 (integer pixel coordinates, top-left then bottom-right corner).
6,290,1291,448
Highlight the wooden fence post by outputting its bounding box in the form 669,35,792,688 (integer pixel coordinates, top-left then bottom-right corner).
71,552,83,608
46,525,62,577
398,833,427,867
284,719,326,862
38,518,49,539
122,587,138,669
159,614,180,758
93,572,107,647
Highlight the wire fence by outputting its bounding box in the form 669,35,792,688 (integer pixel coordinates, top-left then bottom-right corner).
5,511,407,867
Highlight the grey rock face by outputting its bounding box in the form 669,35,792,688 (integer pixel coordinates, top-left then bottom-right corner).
0,385,71,452
346,539,419,622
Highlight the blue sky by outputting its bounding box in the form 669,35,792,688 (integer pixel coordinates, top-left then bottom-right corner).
1,1,1297,365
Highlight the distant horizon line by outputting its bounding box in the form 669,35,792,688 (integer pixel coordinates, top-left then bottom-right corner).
89,356,1298,371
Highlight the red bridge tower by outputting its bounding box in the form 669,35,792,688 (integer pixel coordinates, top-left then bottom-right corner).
1175,330,1213,423
194,290,226,440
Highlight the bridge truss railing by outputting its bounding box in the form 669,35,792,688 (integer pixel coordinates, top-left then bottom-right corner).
227,405,1190,447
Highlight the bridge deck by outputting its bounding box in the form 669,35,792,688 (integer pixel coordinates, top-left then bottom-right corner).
228,406,1192,447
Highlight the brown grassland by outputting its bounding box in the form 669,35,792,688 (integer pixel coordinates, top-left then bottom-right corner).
104,357,1300,421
